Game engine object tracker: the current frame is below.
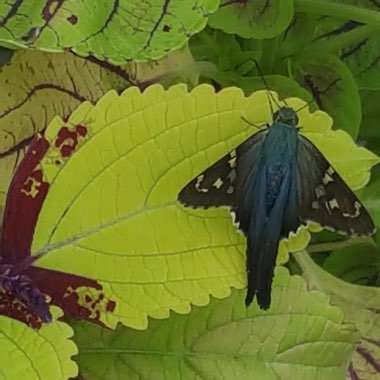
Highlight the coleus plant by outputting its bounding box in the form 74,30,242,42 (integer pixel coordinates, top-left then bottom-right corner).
0,1,379,379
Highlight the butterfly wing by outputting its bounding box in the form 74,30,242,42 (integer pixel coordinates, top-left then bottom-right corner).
297,135,375,236
178,129,268,208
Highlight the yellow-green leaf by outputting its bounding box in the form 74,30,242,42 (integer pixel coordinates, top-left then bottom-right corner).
73,268,356,380
0,307,78,380
28,85,378,330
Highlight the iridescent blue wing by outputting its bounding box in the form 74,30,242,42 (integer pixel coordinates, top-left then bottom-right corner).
297,135,375,236
178,130,268,208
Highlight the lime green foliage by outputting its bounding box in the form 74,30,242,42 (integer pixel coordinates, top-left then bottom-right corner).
30,84,377,329
73,267,355,380
294,251,380,380
0,307,77,379
208,0,294,39
0,0,219,63
0,1,379,378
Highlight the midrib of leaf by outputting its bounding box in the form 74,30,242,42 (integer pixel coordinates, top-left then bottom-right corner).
77,346,350,367
33,201,176,257
33,201,241,261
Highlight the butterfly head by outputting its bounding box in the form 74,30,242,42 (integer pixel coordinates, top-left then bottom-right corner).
273,107,299,127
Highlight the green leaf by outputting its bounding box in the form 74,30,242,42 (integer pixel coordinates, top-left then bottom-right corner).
236,74,313,101
0,1,219,63
357,170,380,230
360,89,380,156
278,12,317,58
190,27,253,73
323,244,380,285
341,35,380,91
26,85,377,329
73,267,356,380
291,53,362,138
294,251,380,380
0,307,78,379
294,1,380,27
131,44,199,88
208,0,294,39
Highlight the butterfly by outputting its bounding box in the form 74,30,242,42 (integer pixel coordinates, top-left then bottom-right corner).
178,99,375,310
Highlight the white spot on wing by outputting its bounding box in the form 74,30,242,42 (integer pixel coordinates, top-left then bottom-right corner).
322,172,333,184
315,184,326,198
328,198,339,210
228,150,237,168
195,174,208,193
212,178,223,189
342,201,362,218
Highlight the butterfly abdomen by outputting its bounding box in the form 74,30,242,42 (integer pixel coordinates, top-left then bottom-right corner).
240,123,300,308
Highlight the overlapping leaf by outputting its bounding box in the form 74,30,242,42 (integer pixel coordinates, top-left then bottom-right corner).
208,0,294,39
0,50,131,156
291,53,362,138
0,0,219,63
294,252,380,380
2,84,377,330
73,268,356,380
0,307,77,380
323,244,380,285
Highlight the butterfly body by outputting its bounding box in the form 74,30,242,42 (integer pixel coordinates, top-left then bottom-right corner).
178,105,375,309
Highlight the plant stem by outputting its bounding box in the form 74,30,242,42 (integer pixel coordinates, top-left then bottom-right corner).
294,0,380,28
292,250,329,292
292,250,379,310
307,236,375,253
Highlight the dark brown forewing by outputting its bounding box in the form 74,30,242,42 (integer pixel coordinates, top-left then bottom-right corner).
178,130,268,209
297,135,375,236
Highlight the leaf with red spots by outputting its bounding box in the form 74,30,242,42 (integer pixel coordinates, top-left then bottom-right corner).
0,0,218,62
0,127,118,328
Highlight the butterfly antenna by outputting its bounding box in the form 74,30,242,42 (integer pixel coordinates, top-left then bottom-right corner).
240,116,266,130
294,96,317,114
249,59,280,116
